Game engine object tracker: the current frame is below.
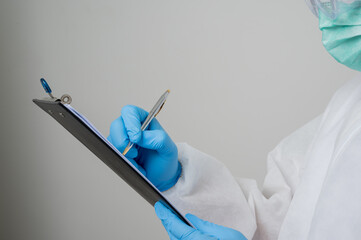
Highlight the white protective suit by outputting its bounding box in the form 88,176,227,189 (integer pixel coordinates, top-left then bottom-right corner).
164,74,361,240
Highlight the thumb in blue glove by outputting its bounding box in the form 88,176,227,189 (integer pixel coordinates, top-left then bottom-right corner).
154,202,248,240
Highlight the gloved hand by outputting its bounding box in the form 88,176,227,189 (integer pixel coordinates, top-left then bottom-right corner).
155,202,248,240
107,105,181,191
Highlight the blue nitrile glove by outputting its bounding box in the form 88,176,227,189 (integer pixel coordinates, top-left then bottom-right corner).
107,105,181,191
154,202,248,240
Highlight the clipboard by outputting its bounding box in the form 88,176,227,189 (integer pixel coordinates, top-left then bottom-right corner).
33,86,191,227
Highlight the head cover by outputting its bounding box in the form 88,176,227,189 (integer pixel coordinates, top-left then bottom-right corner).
306,0,361,19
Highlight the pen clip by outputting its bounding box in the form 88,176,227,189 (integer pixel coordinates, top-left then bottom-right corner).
154,101,166,117
40,78,56,99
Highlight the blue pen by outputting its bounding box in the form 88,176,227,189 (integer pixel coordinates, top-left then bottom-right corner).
40,78,55,99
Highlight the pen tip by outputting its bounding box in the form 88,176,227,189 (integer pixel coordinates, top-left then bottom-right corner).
167,89,170,93
123,147,129,156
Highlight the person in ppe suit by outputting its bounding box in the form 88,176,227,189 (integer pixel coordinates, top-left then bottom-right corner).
107,0,361,239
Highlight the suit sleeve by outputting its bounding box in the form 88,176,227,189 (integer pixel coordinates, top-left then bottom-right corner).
163,117,321,240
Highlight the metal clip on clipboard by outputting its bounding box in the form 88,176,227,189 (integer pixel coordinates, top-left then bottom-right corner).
33,78,192,227
40,78,72,104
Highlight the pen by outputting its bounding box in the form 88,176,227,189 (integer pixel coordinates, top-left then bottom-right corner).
122,90,170,156
40,78,55,99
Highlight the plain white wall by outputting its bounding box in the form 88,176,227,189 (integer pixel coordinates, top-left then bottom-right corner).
0,0,357,239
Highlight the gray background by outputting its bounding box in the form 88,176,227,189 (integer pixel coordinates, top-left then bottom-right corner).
0,0,357,239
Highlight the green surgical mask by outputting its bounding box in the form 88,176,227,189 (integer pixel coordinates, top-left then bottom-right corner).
319,6,361,72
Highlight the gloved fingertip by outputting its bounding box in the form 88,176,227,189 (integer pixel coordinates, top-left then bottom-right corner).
120,104,136,115
127,158,146,176
185,213,214,231
125,147,138,159
168,232,178,240
139,166,146,176
154,201,162,209
154,202,168,220
185,213,199,223
139,130,167,150
127,129,142,143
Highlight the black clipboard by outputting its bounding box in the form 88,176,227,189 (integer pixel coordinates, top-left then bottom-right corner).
33,97,191,226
